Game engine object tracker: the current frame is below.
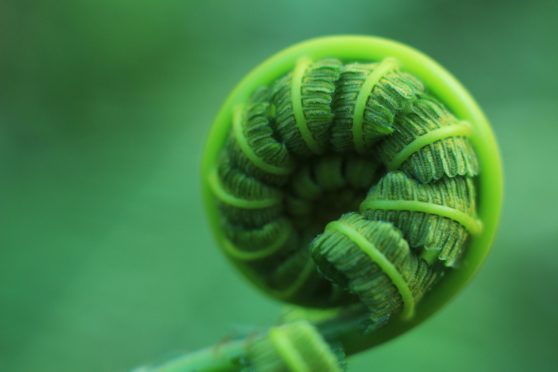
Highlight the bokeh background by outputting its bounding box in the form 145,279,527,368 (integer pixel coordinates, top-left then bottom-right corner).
2,0,558,371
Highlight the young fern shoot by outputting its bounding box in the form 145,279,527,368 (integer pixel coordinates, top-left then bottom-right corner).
140,36,503,372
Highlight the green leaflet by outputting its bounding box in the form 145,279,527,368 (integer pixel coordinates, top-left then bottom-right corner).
331,61,423,153
272,58,342,156
360,171,480,266
375,96,479,183
227,87,295,186
215,156,283,227
311,213,435,323
223,218,296,256
246,321,345,372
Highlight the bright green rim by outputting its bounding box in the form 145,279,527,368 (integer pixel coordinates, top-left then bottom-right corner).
200,35,503,353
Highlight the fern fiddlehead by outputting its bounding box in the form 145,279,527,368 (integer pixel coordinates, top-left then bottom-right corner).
142,36,503,371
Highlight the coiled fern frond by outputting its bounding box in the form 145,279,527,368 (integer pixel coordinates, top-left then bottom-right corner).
140,36,503,372
212,57,480,318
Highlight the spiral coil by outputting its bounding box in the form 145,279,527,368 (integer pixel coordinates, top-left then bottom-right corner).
208,56,481,326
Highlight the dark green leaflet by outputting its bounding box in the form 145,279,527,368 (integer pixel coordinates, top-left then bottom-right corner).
212,58,480,323
360,171,479,267
223,218,295,255
246,321,344,372
310,213,435,324
215,157,283,227
375,96,479,183
272,58,342,156
331,61,423,153
227,87,295,186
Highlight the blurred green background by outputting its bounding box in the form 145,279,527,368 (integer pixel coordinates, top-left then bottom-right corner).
2,0,557,371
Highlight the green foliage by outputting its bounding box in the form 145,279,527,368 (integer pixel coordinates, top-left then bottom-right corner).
331,62,423,153
311,213,435,325
361,172,478,266
273,59,342,156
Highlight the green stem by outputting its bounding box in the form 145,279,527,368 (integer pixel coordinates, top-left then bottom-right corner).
143,339,247,372
141,307,370,371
